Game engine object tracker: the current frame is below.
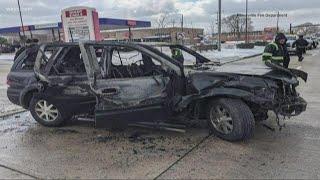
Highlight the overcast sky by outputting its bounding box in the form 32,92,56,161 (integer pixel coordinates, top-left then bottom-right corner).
0,0,319,33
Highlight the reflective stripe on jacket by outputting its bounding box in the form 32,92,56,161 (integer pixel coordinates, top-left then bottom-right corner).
262,42,284,62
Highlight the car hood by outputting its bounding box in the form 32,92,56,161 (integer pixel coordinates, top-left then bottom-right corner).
194,63,306,84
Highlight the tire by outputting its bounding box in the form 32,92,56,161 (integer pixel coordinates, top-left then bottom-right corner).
29,97,67,127
207,98,255,141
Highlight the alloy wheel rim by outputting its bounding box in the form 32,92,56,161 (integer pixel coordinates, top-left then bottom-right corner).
210,105,233,134
35,100,59,122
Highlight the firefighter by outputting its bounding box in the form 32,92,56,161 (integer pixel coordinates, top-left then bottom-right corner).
293,34,308,62
262,33,291,68
170,47,184,63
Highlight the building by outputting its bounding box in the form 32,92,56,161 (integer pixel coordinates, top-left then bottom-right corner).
0,18,151,43
101,27,204,44
213,27,278,42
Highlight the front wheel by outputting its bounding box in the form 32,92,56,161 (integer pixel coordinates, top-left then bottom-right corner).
207,98,255,141
29,97,67,127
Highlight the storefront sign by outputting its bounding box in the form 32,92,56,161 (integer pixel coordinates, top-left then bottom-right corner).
61,6,102,42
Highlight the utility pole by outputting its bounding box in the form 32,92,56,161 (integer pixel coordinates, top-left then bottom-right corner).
17,0,25,41
172,19,175,27
128,27,132,41
181,14,184,33
276,11,280,32
218,0,222,51
245,0,248,43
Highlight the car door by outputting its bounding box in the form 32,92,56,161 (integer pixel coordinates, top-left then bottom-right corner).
80,42,182,128
34,44,95,115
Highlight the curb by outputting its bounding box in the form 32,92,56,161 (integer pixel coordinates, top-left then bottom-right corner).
0,109,27,119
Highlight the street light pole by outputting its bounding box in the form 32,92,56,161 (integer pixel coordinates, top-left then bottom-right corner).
245,0,248,43
218,0,221,51
17,0,25,39
181,14,184,33
276,11,280,32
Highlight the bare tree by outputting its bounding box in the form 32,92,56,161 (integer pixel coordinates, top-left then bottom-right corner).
155,13,170,42
156,13,169,29
222,14,254,39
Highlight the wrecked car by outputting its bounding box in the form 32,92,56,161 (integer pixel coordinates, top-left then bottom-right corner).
7,42,307,141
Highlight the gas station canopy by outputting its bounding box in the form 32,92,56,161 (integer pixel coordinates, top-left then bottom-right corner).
0,18,151,34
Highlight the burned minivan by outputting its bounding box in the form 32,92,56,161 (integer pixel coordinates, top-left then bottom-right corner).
7,42,307,141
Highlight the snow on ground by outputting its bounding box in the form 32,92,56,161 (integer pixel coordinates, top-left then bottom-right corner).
0,53,14,61
156,44,264,65
0,60,20,114
198,45,264,63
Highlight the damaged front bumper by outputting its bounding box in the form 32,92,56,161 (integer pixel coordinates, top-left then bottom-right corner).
249,94,307,117
278,96,307,116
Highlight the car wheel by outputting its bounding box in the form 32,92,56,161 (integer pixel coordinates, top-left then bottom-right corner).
29,97,66,127
207,98,255,141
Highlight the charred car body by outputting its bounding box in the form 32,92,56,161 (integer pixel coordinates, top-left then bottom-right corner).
7,42,307,141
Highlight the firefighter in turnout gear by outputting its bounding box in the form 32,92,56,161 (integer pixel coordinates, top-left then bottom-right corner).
262,33,291,68
293,34,309,62
170,47,184,63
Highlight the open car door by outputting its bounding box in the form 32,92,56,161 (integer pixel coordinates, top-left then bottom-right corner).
80,42,182,129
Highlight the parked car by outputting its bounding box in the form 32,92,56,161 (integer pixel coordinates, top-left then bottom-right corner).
285,35,297,55
7,42,308,142
305,37,314,50
0,45,15,53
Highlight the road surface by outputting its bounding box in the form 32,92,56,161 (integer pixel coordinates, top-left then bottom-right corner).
0,49,319,179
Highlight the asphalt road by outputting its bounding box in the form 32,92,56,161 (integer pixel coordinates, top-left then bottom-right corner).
0,49,319,179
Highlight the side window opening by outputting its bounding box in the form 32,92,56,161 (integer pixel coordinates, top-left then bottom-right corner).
51,46,86,75
12,45,40,71
155,46,196,65
107,46,164,79
38,46,59,74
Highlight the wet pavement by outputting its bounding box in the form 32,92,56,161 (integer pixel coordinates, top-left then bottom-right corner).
0,49,320,179
0,113,208,179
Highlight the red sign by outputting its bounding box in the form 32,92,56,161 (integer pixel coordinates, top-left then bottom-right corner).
127,20,137,27
65,9,87,18
92,11,102,41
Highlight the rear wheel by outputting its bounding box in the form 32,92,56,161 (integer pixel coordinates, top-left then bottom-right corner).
29,97,67,127
207,98,255,141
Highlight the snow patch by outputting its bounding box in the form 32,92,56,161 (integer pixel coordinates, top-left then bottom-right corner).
0,53,14,61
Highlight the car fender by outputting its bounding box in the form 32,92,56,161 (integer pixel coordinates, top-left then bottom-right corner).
19,84,41,108
176,88,254,111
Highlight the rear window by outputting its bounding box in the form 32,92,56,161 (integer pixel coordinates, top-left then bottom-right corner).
11,46,39,71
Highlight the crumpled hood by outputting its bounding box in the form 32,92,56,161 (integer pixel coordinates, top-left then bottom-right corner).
199,62,305,84
211,63,271,76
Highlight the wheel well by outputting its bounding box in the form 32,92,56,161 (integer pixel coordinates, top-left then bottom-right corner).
22,90,38,109
192,96,245,119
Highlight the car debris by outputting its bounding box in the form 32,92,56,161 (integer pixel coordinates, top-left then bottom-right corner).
7,42,307,141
